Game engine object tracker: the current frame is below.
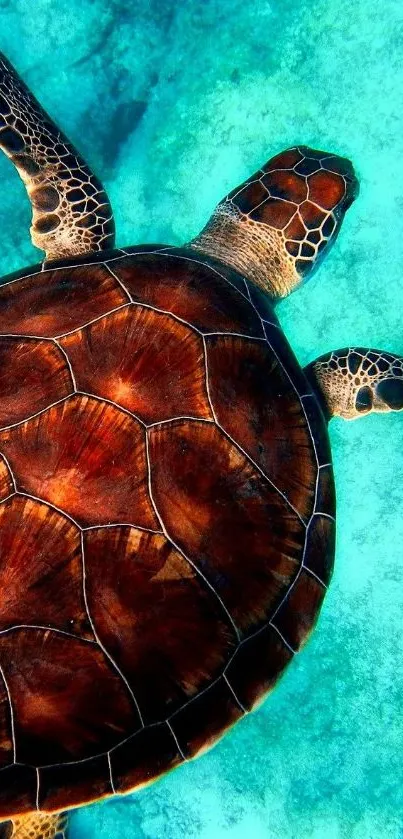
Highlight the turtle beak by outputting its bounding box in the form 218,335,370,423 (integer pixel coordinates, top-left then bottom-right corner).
342,170,359,210
331,155,359,211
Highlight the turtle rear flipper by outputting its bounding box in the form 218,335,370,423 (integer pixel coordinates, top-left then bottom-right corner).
305,347,403,420
0,812,67,838
0,53,115,261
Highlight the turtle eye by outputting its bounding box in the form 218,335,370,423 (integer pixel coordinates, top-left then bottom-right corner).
375,378,403,410
355,385,373,413
226,146,359,288
0,821,13,839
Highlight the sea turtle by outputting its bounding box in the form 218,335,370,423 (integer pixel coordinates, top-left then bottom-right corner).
0,53,400,839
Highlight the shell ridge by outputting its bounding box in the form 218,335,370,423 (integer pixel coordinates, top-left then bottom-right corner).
146,416,215,430
160,251,252,306
79,533,145,729
273,543,307,618
0,334,77,399
5,605,313,775
54,302,131,340
268,621,297,654
0,394,72,434
203,336,307,525
222,673,247,713
166,720,187,762
0,625,96,644
261,317,281,329
35,721,163,771
242,278,280,330
168,675,222,723
82,522,162,535
144,430,241,644
202,331,267,341
0,251,131,291
112,280,204,338
102,263,132,304
74,389,147,429
107,752,116,795
299,395,320,468
0,452,16,493
0,492,14,506
15,491,81,530
35,766,39,811
52,338,77,391
303,565,328,589
117,246,176,257
259,319,322,482
269,505,324,641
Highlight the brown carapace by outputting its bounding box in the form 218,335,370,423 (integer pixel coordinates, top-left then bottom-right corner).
0,247,336,823
0,53,402,839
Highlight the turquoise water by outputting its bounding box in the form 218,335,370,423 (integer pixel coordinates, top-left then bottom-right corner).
0,1,402,837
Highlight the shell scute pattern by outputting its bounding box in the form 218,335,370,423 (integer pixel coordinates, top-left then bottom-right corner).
58,306,212,425
0,263,127,338
0,495,91,636
0,395,158,529
109,722,182,796
0,337,73,427
0,250,335,814
0,456,14,500
113,249,265,338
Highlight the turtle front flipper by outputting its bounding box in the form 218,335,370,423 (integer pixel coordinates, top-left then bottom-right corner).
0,812,68,838
190,146,358,298
0,54,115,261
304,348,403,420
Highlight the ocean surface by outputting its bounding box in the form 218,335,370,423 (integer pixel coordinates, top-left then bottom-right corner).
0,1,402,837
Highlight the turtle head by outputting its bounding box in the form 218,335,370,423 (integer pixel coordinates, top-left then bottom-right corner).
190,146,359,299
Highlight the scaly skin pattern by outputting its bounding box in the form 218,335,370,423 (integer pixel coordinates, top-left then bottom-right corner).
191,146,358,298
0,246,335,828
305,348,403,419
0,54,115,261
4,812,67,838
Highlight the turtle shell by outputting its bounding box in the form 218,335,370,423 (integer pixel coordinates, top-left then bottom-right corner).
0,245,335,818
